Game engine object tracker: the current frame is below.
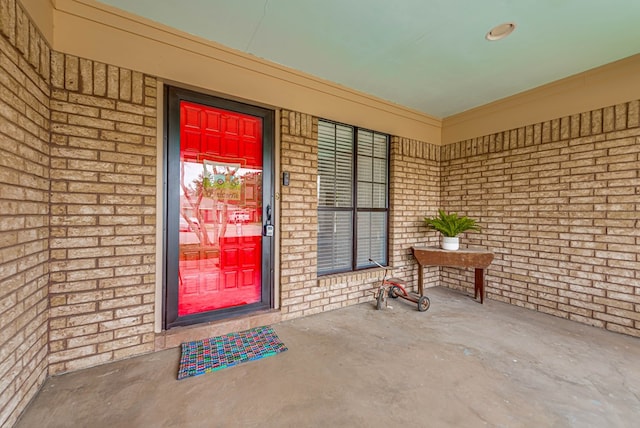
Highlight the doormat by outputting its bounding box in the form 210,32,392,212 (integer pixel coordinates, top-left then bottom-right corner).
177,325,287,380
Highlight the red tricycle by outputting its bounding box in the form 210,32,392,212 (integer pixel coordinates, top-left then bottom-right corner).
369,259,430,312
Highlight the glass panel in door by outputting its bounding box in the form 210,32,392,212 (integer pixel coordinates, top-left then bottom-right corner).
178,101,262,316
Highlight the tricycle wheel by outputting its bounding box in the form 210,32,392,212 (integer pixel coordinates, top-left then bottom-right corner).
376,288,386,310
418,296,430,312
388,286,400,299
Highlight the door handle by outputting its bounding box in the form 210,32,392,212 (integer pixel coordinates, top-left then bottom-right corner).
264,204,274,236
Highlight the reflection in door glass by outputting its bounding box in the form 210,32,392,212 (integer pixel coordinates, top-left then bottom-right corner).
178,101,263,316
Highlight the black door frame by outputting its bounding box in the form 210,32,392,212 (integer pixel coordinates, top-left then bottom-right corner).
163,86,275,329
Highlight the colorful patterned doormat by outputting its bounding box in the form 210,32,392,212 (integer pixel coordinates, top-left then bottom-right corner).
177,325,288,380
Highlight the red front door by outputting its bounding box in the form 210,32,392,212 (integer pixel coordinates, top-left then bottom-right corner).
178,101,263,316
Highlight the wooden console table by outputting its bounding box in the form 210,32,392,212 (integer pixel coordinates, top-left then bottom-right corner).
412,246,494,303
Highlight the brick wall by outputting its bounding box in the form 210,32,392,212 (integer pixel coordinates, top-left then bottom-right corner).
48,53,158,374
0,0,51,426
389,137,441,290
441,101,640,337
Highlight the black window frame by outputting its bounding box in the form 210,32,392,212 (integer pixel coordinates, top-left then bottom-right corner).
317,119,390,276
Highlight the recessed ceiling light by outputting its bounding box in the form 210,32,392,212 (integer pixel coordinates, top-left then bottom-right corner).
486,22,516,41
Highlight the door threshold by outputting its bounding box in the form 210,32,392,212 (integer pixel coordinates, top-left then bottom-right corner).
155,309,281,350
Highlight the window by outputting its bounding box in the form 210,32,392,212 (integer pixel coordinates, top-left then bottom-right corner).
317,120,389,275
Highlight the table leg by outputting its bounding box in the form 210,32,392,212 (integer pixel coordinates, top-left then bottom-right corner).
418,264,424,296
474,268,484,304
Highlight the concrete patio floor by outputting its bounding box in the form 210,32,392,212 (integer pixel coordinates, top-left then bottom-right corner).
16,287,640,428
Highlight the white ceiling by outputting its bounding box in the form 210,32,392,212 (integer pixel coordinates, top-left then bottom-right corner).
98,0,640,118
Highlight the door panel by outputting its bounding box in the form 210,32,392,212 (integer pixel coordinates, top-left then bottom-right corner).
165,87,274,329
177,101,263,316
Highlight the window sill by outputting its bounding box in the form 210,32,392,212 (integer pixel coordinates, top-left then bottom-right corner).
317,267,385,286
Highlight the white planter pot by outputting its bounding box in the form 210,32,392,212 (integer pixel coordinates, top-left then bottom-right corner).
442,236,459,251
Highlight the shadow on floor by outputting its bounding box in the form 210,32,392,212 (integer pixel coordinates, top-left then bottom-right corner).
16,287,640,428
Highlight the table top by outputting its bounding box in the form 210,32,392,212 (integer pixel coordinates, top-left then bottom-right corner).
412,246,494,268
412,246,492,254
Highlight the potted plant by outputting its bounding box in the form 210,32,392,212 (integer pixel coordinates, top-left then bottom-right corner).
423,209,481,250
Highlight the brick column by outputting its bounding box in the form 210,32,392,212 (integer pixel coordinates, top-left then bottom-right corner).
0,0,51,426
48,53,158,374
279,110,320,319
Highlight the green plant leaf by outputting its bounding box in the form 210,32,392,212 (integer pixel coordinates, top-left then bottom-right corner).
423,209,481,237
